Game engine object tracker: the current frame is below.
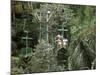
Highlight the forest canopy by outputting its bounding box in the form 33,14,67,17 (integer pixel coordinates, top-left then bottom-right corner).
11,1,96,75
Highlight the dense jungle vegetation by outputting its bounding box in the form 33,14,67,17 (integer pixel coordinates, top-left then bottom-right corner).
11,1,96,75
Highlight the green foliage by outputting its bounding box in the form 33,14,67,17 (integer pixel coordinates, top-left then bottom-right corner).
67,20,96,70
11,1,96,74
11,57,24,75
29,40,56,72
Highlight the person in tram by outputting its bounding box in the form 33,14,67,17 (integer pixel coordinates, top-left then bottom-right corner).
63,38,68,48
55,34,63,48
55,34,68,48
